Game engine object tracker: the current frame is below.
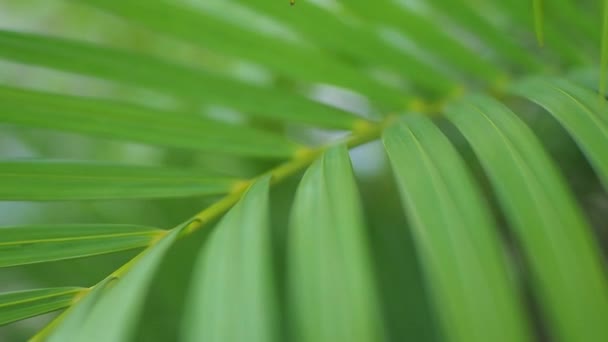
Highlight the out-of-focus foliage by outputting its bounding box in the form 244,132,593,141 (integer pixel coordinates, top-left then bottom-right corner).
0,0,607,341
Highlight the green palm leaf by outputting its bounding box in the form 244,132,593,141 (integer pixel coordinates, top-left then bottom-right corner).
344,0,504,85
383,115,531,342
446,95,608,342
181,177,277,342
36,277,116,342
72,0,404,108
0,1,605,341
288,145,384,342
232,1,456,95
0,160,238,201
0,224,163,267
0,86,302,158
0,287,84,326
0,30,364,130
426,0,542,71
511,77,608,187
50,227,182,341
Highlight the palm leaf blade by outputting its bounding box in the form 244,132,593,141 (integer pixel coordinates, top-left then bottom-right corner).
0,86,301,158
73,0,404,107
0,160,238,201
511,77,608,187
35,277,115,342
0,30,363,130
51,227,182,341
344,0,504,84
288,145,384,342
237,1,456,95
181,177,277,342
383,115,531,342
0,287,84,326
446,95,608,342
0,224,163,268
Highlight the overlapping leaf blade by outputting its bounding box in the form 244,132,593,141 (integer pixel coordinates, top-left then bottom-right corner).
35,277,115,342
0,287,84,326
0,224,163,267
446,95,608,342
0,1,605,341
0,160,238,201
288,145,384,342
234,0,456,95
0,30,363,130
511,77,608,187
72,0,405,108
426,0,542,71
343,0,504,85
493,1,587,64
0,86,301,158
48,227,182,341
181,177,276,342
383,115,531,342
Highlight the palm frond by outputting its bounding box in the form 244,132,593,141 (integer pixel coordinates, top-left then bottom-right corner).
0,160,238,200
181,177,277,342
0,0,606,341
288,145,384,342
0,224,162,267
0,287,85,326
383,116,532,342
446,96,608,342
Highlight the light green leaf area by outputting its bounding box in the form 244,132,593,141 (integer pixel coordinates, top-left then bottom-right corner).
37,277,115,342
55,227,182,341
567,68,601,92
343,0,504,84
0,30,364,130
288,145,384,342
0,160,239,201
0,86,302,158
511,77,608,187
73,0,405,108
234,0,455,95
181,177,276,342
425,0,542,71
0,287,84,326
382,115,531,342
0,224,163,268
492,1,587,65
446,95,608,342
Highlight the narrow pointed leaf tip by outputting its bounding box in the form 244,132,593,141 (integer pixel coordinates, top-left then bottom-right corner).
0,287,85,326
182,176,276,342
383,115,531,342
289,145,385,342
0,160,239,201
0,224,164,268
